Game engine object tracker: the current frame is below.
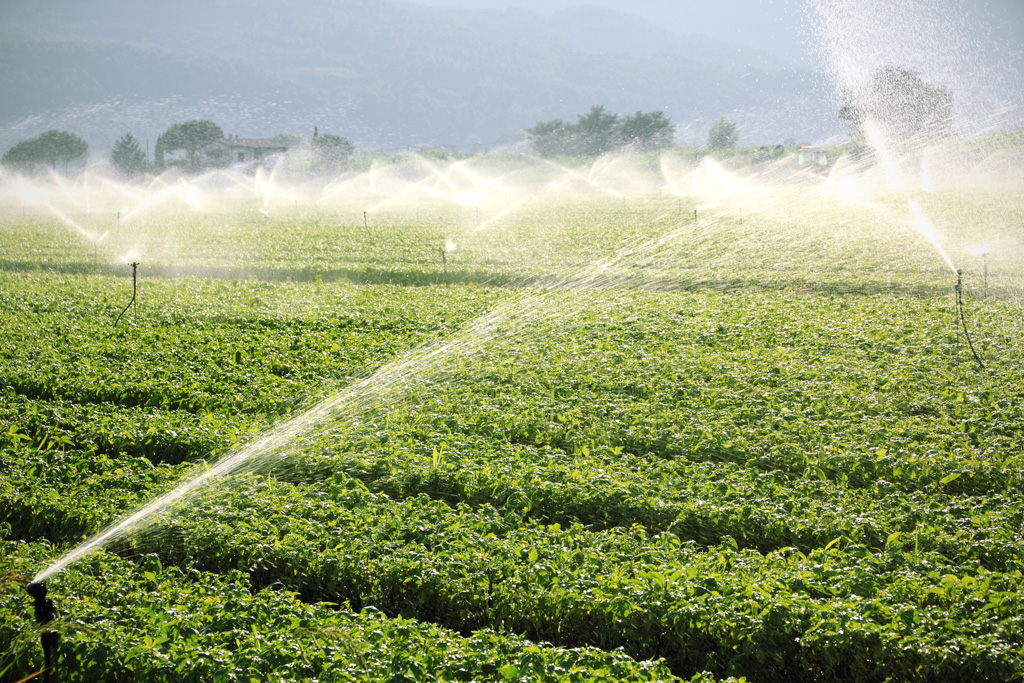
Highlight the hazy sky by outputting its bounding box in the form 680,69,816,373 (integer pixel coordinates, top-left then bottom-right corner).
412,0,1024,66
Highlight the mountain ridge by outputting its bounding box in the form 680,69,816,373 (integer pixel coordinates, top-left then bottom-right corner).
0,0,844,154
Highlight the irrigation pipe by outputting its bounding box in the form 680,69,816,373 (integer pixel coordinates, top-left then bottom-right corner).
113,262,139,327
955,270,985,370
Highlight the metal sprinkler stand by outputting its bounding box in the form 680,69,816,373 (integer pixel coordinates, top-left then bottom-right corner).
25,582,58,682
955,269,985,370
91,232,110,263
114,261,139,327
982,253,988,298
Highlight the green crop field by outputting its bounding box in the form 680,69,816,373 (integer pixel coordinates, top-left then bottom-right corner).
1,150,1024,682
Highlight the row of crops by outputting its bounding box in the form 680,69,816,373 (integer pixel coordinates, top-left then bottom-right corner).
2,184,1024,681
2,184,1017,294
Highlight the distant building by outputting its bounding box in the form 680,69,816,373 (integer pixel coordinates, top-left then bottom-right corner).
202,136,289,167
795,145,830,169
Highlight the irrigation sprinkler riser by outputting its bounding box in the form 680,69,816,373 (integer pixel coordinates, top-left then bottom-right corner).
954,270,985,370
25,582,59,682
114,262,140,327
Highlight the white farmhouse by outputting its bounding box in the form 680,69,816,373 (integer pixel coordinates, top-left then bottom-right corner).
202,136,289,167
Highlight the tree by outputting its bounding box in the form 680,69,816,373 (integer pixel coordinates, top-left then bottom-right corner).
527,107,676,157
310,129,355,174
36,130,89,170
110,133,147,179
707,117,739,150
1,130,88,172
619,111,675,151
155,120,223,170
1,139,37,172
839,66,952,142
526,119,572,157
573,105,621,157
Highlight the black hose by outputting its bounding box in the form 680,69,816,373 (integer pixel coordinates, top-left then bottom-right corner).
955,271,985,370
25,582,58,683
114,262,139,327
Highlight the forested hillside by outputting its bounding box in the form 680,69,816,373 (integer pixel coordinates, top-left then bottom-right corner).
0,0,841,152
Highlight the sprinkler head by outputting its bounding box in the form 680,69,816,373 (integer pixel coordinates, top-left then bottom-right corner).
26,582,55,625
27,581,60,681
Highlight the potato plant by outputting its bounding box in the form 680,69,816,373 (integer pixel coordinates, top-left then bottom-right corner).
1,183,1023,682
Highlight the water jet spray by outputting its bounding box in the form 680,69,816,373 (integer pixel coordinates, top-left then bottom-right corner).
983,253,988,298
114,261,139,327
440,239,455,284
92,231,110,261
969,249,990,298
25,581,58,682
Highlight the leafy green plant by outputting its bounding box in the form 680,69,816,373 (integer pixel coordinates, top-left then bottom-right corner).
1,185,1022,682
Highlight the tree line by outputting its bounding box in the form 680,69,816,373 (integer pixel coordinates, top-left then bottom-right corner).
1,67,954,176
1,130,89,173
515,67,954,158
527,106,676,157
149,121,355,176
524,106,746,157
1,120,357,179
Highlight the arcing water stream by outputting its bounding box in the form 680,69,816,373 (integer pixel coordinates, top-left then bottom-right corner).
31,206,706,583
